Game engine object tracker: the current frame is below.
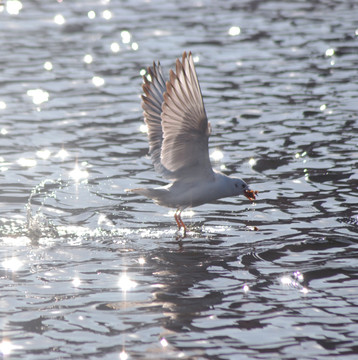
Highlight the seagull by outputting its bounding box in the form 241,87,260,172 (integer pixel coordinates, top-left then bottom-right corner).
127,51,257,235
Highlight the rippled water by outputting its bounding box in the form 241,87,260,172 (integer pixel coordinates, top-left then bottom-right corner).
1,0,357,359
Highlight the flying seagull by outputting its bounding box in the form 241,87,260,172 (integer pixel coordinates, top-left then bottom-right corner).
127,51,257,235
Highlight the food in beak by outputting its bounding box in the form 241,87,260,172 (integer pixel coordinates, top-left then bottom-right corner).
244,189,258,201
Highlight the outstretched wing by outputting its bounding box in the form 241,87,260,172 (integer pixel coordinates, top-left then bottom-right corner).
161,51,214,181
141,61,173,178
141,51,214,181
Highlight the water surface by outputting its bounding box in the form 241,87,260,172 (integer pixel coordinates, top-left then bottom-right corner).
0,0,357,359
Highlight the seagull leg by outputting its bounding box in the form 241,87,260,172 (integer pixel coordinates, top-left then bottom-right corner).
177,210,187,236
174,209,182,230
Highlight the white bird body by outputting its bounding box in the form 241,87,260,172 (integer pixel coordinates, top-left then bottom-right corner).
132,171,248,210
127,51,257,234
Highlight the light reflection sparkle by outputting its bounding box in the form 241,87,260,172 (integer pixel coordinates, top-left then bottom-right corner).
102,9,112,20
280,276,292,286
72,277,81,287
17,157,37,167
138,257,146,265
44,61,53,71
139,124,148,133
121,30,131,44
325,48,335,57
54,14,65,25
2,257,23,271
83,54,93,64
248,158,256,166
160,338,169,348
36,149,51,160
88,10,96,19
119,350,128,360
119,274,137,292
210,149,223,162
69,164,89,182
0,339,20,355
111,42,120,53
92,76,105,87
27,89,49,105
228,26,241,36
55,148,69,160
6,0,23,15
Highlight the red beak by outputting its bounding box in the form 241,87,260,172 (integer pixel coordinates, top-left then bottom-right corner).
244,189,258,201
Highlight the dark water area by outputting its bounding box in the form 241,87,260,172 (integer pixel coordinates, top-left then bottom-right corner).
0,0,357,359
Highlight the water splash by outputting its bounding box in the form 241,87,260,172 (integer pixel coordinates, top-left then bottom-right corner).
26,178,65,241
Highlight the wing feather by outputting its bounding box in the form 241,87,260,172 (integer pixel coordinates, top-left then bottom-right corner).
140,51,214,181
161,51,213,180
141,61,173,178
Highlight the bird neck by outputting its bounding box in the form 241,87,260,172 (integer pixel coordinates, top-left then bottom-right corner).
213,172,234,198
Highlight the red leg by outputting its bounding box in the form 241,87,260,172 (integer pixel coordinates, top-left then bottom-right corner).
174,210,181,230
177,210,187,236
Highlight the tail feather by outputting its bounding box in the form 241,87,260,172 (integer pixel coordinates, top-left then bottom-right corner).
125,187,168,200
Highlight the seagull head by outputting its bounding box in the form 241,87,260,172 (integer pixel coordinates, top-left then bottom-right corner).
231,178,258,201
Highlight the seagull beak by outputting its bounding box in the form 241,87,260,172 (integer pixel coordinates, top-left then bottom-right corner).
244,189,258,201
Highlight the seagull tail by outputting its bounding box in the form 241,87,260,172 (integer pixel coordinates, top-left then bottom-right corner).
125,187,165,199
125,187,170,206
